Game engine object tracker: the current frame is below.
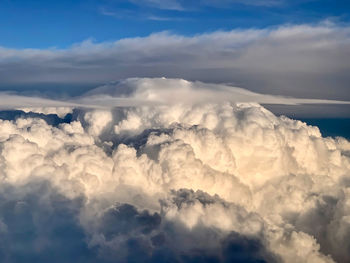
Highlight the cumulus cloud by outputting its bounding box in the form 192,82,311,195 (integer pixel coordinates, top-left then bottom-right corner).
1,22,349,104
0,81,349,262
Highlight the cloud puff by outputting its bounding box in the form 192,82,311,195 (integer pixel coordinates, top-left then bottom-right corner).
1,22,349,103
0,84,349,262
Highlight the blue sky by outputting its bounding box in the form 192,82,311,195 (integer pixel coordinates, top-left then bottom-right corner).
0,0,349,48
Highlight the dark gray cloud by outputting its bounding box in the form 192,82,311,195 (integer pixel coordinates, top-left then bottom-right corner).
0,181,279,263
0,22,349,103
92,190,281,263
0,181,96,263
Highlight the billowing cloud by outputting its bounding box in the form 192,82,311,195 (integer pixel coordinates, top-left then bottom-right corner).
1,22,349,103
0,79,349,262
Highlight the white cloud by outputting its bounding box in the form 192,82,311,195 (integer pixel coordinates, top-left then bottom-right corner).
0,84,349,261
0,78,348,112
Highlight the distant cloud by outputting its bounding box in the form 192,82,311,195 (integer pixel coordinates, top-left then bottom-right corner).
99,4,187,20
0,22,349,106
98,0,307,21
126,0,287,10
129,0,185,10
203,0,286,7
0,78,348,112
146,15,186,21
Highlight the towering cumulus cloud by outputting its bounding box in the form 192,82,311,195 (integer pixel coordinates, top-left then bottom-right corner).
0,78,349,263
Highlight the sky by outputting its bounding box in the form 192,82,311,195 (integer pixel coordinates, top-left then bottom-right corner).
0,0,349,110
0,0,349,49
1,2,350,263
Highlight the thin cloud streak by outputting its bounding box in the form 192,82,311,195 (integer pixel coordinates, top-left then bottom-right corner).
129,0,185,10
124,0,287,11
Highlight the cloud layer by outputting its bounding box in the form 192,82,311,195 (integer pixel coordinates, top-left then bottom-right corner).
0,84,349,262
1,78,349,116
1,22,349,102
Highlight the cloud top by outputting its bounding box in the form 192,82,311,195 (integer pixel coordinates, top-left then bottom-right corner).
0,78,349,112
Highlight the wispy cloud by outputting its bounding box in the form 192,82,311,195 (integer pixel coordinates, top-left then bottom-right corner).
203,0,287,7
122,0,290,11
129,0,185,11
99,6,184,21
99,7,135,19
99,7,120,17
146,15,187,21
98,0,310,23
99,0,289,20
